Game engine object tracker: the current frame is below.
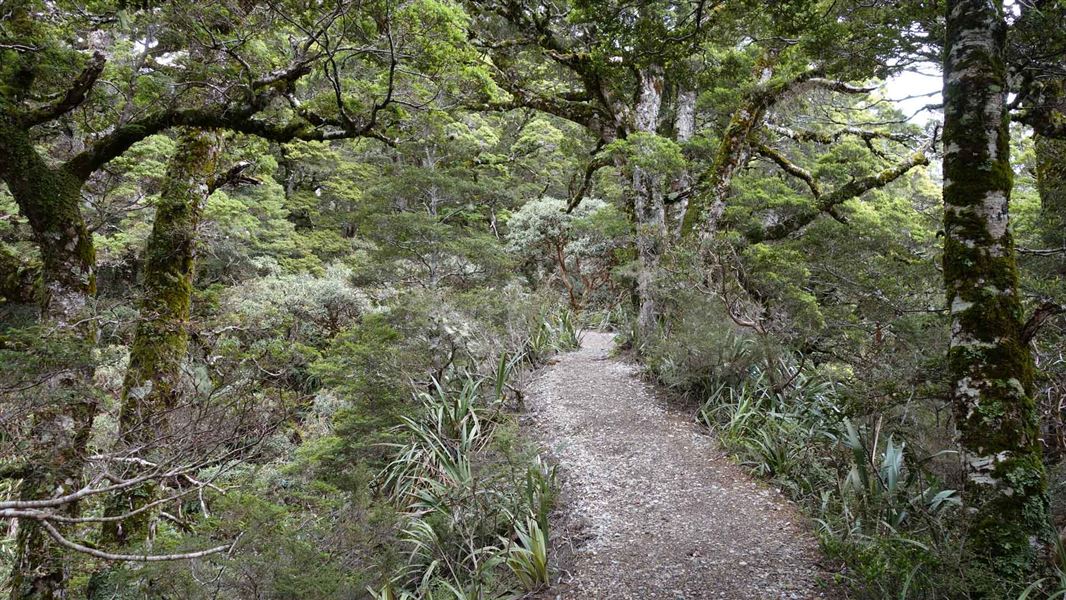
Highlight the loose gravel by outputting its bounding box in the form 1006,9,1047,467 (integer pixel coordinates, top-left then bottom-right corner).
525,331,841,599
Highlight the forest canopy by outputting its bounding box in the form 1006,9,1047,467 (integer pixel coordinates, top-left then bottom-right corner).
1,0,1065,598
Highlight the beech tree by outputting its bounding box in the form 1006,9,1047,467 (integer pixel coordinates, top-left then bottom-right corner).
942,0,1050,590
2,1,1066,598
468,1,934,341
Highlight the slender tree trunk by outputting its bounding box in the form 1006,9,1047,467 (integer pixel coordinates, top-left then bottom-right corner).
632,65,667,339
86,128,219,599
1034,134,1066,251
102,129,220,545
669,88,696,239
1,122,99,600
942,0,1050,590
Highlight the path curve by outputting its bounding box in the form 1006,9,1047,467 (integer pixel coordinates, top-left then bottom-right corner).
527,331,838,599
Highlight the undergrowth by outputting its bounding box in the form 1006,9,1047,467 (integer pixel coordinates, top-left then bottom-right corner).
636,314,1064,598
370,308,578,599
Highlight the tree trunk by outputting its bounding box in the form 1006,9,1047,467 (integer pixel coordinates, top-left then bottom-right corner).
942,0,1050,590
1034,134,1066,251
680,97,765,238
101,128,220,546
669,88,696,239
632,65,667,339
0,125,96,324
1,123,99,600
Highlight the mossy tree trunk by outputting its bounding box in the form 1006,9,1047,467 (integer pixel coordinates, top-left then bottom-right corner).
678,50,787,239
679,97,765,238
102,129,221,545
86,128,220,599
0,122,99,600
1034,134,1066,251
631,65,667,339
942,0,1050,591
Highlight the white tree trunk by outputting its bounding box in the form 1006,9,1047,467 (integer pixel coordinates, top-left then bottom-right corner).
632,65,666,339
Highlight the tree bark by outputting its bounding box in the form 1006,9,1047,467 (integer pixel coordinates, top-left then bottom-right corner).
632,65,667,339
679,97,765,238
86,129,220,599
1034,134,1066,251
99,129,220,548
942,0,1050,590
1,123,99,600
669,88,697,239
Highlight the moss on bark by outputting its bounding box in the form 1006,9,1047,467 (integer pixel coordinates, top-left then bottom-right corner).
680,101,764,237
942,1,1051,593
99,128,220,547
1,121,99,600
0,123,96,325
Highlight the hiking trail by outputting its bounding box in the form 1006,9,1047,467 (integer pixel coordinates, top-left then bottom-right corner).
526,331,840,599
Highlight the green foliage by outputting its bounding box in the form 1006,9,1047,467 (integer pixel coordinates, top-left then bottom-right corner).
4,1,1064,598
379,372,555,597
507,197,630,310
524,307,583,364
603,133,686,178
690,350,970,598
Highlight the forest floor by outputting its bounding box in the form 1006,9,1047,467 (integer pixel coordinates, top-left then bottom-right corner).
525,331,841,599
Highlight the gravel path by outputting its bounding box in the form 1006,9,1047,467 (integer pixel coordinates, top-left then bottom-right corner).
526,331,840,599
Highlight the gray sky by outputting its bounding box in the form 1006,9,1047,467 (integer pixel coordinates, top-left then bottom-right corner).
884,65,942,125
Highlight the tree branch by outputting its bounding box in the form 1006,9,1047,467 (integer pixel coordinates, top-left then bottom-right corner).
208,161,260,194
804,77,878,95
566,145,612,213
765,122,914,145
23,51,106,127
37,517,237,562
1017,245,1066,256
63,103,391,181
1021,300,1065,344
755,143,822,198
0,510,239,562
746,150,929,242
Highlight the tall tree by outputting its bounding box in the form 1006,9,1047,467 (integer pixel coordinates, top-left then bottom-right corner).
100,129,221,547
468,0,716,338
631,63,668,336
942,0,1050,591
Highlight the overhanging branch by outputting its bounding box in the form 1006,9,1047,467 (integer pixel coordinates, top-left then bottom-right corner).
1021,300,1065,344
755,143,822,198
766,122,915,145
566,145,612,213
747,149,929,242
23,51,106,127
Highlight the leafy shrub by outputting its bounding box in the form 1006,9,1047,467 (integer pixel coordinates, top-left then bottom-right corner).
691,355,974,598
379,373,555,598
